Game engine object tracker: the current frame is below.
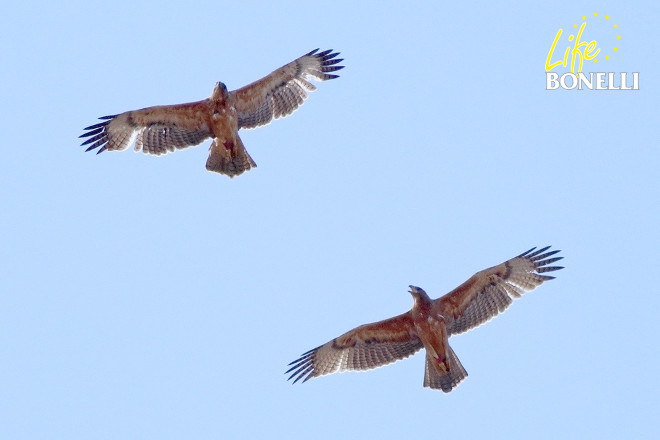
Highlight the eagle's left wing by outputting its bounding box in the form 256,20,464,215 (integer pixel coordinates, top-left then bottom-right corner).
286,311,423,384
437,246,564,336
80,101,213,155
232,49,344,129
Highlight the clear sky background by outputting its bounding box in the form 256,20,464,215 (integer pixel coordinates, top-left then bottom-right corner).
1,1,658,439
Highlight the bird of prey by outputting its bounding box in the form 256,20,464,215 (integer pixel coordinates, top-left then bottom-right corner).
287,246,563,392
80,49,344,177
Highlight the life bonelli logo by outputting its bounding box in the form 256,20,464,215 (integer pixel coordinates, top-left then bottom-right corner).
545,12,638,90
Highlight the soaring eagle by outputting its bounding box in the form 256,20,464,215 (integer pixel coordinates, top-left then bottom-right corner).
287,246,563,392
80,49,344,177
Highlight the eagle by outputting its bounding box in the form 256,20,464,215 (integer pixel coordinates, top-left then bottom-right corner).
80,49,344,177
287,246,563,392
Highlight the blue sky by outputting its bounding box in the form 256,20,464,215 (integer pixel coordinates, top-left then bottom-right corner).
1,1,658,438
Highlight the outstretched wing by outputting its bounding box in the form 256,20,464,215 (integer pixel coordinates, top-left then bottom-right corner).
232,48,344,129
80,101,213,155
437,246,564,335
286,312,422,384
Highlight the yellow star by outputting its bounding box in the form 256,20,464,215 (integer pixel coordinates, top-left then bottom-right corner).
594,58,598,63
582,15,586,20
617,35,621,40
605,15,610,20
594,12,598,17
614,24,618,28
573,24,578,28
614,47,618,52
605,55,610,60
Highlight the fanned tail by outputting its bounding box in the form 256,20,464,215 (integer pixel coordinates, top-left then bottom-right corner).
205,136,256,178
423,345,467,393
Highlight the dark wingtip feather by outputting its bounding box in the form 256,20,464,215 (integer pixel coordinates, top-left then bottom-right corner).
79,127,104,138
518,246,564,261
321,51,340,61
286,347,319,384
526,246,552,258
292,367,314,384
84,143,107,154
81,115,115,153
307,50,345,79
305,48,320,56
80,133,104,146
323,65,345,73
322,57,343,66
517,247,536,258
538,256,564,266
286,354,308,370
287,363,313,384
534,250,561,261
82,114,117,130
288,369,303,383
301,372,315,384
519,246,566,276
285,363,300,374
82,121,108,131
538,266,564,273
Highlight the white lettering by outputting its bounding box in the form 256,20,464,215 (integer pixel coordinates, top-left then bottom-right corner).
560,73,577,89
578,72,593,90
546,72,640,91
620,73,631,90
546,72,560,90
607,72,620,90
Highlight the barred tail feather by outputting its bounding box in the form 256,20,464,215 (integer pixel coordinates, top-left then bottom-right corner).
205,136,256,178
423,345,467,393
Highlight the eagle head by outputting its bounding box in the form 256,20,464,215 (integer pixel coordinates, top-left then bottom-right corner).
409,285,430,301
211,82,229,100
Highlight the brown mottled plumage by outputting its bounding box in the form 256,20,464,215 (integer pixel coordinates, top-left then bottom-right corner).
80,49,344,177
287,246,564,392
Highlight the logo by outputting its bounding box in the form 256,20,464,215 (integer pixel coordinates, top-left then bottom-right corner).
545,12,638,90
